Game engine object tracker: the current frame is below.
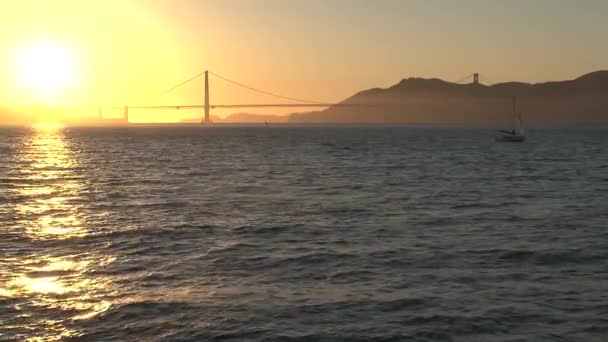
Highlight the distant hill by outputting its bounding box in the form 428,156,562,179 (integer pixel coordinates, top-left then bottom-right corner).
289,71,608,124
180,115,222,124
218,112,288,123
180,113,287,124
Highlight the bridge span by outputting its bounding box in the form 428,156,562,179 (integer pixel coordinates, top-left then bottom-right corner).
100,70,368,124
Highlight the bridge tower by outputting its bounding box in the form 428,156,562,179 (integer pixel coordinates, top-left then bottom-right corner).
124,105,129,123
203,70,210,124
473,73,479,85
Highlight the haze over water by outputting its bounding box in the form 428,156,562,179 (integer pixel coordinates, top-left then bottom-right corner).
1,124,607,341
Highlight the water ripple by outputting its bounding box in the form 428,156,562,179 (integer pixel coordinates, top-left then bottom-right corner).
1,125,607,341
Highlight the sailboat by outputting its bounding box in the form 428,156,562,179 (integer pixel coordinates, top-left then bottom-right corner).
496,97,526,142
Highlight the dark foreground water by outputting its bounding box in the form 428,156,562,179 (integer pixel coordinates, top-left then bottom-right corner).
1,124,607,341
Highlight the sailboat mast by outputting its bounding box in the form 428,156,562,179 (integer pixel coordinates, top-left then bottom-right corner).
511,97,517,128
512,96,523,131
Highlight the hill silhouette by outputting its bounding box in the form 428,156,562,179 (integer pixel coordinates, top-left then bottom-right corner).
218,112,288,123
289,71,608,124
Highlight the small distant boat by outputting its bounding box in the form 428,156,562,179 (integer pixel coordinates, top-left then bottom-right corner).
496,130,525,142
496,97,526,142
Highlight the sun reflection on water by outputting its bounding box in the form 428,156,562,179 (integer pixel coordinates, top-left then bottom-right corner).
14,275,67,294
1,124,115,341
16,124,87,239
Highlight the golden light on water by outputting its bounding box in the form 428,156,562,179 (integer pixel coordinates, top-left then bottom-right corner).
0,124,116,341
1,256,115,341
15,275,67,294
3,257,115,298
17,123,86,239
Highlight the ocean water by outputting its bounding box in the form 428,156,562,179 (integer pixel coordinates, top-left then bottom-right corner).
0,124,607,341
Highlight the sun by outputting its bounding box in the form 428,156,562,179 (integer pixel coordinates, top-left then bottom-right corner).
18,41,75,95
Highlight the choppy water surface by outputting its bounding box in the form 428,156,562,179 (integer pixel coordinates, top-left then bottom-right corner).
1,124,607,341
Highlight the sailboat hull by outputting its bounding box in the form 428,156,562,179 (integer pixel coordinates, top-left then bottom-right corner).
496,97,526,142
495,134,525,142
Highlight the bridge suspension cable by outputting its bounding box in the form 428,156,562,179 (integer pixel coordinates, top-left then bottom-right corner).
453,73,475,84
209,71,327,104
478,74,495,85
153,70,205,98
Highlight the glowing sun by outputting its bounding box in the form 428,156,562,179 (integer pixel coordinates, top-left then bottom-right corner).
18,41,75,94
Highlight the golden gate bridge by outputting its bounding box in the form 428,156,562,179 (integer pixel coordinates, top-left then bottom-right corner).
98,70,490,124
98,70,371,124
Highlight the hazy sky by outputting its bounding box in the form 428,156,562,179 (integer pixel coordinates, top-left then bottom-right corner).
1,0,607,120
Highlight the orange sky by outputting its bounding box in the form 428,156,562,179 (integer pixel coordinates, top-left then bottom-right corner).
1,0,607,122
